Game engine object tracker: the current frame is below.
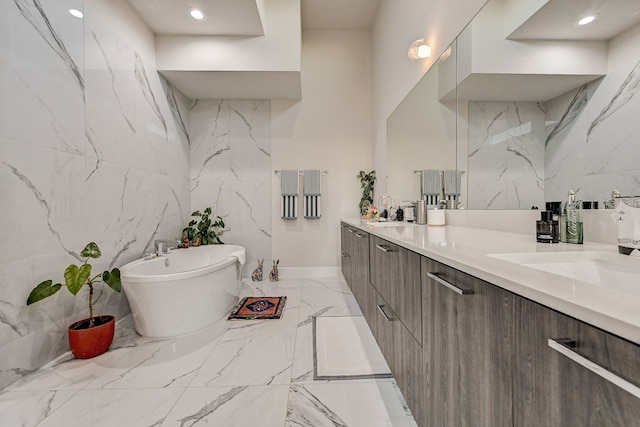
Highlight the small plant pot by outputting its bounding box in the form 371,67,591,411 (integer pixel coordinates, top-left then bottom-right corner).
68,315,115,359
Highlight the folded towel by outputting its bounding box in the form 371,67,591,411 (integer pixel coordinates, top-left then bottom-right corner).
444,170,463,197
281,170,299,219
228,248,246,266
281,170,299,196
303,170,321,219
422,170,441,195
282,195,297,220
303,170,321,196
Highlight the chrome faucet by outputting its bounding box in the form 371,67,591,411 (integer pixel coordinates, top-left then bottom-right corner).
154,239,179,255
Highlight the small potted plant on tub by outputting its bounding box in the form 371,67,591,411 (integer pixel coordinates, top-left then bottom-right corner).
26,242,122,359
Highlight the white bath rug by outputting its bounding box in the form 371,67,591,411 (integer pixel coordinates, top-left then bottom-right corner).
313,316,392,380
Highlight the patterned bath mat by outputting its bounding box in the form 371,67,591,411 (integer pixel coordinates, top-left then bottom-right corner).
228,296,287,320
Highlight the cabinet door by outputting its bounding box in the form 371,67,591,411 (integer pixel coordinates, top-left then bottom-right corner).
369,235,422,344
422,257,514,427
514,296,640,427
373,289,424,426
340,223,353,286
453,267,513,427
351,230,371,318
422,257,461,427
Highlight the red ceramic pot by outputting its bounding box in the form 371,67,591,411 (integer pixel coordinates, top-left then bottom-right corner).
68,315,115,359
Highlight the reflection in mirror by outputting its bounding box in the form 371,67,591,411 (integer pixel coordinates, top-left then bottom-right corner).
386,41,458,206
387,0,640,210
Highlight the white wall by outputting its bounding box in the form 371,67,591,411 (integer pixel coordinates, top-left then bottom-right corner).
372,0,488,196
271,31,373,268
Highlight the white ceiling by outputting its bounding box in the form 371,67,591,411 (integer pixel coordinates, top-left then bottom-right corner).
509,0,640,41
125,0,383,35
125,0,265,36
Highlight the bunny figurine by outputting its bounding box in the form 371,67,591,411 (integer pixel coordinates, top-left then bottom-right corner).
251,259,264,282
269,259,280,282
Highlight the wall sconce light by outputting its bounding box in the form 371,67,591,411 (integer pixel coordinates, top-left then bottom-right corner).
408,39,432,60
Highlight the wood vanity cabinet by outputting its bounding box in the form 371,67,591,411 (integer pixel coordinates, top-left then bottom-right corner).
340,224,640,427
340,223,372,319
514,296,640,427
422,257,514,427
369,235,422,345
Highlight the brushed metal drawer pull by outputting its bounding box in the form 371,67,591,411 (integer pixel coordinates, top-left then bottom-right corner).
341,252,349,258
348,229,354,233
376,244,392,253
548,338,640,399
377,304,396,321
355,233,367,239
427,272,474,295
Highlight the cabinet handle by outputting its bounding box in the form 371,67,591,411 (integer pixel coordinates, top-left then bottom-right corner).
355,233,367,239
377,304,396,321
548,338,640,399
341,224,348,228
427,272,474,295
348,229,354,233
341,252,350,258
376,244,392,253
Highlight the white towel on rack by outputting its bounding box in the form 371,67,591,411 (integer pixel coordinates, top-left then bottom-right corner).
281,170,298,220
303,170,321,219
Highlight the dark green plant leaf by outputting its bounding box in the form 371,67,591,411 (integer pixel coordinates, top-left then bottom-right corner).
191,211,202,217
80,242,101,259
64,263,92,295
27,280,62,305
188,220,197,226
204,207,212,215
103,269,122,292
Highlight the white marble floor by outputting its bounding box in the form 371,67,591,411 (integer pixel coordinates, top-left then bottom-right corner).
1,276,418,427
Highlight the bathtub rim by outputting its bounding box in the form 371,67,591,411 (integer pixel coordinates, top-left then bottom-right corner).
120,244,245,284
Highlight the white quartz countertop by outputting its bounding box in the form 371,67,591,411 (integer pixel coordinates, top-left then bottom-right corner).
342,218,640,345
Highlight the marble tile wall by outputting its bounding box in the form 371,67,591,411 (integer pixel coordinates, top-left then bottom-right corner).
0,0,191,389
467,101,546,209
190,100,272,277
545,58,640,202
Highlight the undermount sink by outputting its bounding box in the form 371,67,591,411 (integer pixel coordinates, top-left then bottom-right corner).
489,251,640,294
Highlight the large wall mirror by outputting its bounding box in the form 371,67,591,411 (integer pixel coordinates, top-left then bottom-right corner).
387,0,640,210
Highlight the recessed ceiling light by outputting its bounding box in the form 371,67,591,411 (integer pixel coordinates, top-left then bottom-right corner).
68,9,83,19
577,14,598,26
189,8,206,21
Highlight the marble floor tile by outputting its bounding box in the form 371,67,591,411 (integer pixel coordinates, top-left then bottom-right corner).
36,388,185,427
286,380,418,427
161,385,289,427
189,309,298,387
0,389,78,426
2,274,418,427
300,277,360,310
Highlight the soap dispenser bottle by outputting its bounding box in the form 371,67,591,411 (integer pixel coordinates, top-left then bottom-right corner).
565,190,583,244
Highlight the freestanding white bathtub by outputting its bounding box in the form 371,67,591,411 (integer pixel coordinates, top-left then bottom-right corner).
120,245,245,338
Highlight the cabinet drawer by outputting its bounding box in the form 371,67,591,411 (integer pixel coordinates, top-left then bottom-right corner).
372,289,424,426
369,235,422,344
515,297,640,426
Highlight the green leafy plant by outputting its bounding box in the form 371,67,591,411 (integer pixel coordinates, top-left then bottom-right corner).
182,207,225,245
357,170,376,216
27,242,122,328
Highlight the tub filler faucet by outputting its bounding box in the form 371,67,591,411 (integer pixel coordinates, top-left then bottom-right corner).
154,239,179,255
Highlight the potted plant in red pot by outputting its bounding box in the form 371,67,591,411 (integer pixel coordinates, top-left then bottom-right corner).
27,242,122,359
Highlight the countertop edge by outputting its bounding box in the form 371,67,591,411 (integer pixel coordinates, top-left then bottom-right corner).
341,219,640,346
